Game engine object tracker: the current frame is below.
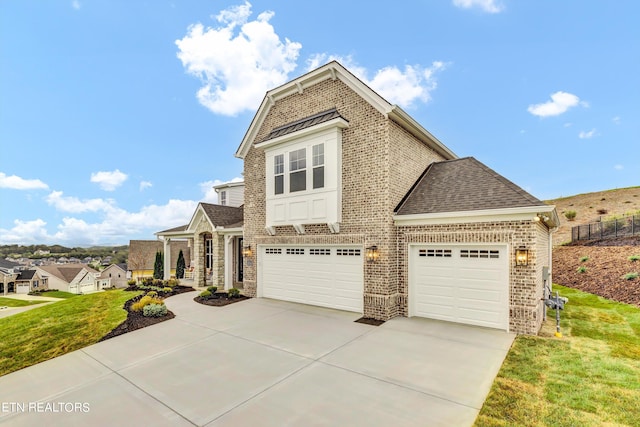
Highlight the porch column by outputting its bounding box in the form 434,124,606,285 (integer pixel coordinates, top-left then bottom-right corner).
163,237,171,280
224,235,233,291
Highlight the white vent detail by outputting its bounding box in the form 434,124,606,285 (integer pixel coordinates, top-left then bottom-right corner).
265,248,282,254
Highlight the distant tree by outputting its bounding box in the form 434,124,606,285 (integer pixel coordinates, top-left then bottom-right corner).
176,250,185,279
153,251,164,279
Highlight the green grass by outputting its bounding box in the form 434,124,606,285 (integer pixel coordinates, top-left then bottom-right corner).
0,297,46,308
475,284,640,426
36,290,78,299
0,290,141,377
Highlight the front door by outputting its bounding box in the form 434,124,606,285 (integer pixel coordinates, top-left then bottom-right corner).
237,237,243,282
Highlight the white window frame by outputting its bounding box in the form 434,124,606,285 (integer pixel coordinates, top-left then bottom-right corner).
219,191,227,206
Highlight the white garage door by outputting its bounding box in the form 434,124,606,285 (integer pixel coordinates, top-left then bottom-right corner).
259,245,363,312
16,284,30,294
409,244,509,330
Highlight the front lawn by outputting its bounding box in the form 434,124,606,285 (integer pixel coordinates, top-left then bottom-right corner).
475,284,640,426
37,290,79,299
0,297,46,308
0,290,141,377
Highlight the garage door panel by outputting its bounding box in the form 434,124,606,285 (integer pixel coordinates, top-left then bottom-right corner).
260,245,363,312
410,244,508,330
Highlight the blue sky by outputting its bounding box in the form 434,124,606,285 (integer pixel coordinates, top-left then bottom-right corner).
1,0,638,247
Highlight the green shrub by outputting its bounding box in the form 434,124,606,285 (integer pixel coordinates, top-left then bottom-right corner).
165,278,179,287
623,272,638,281
163,287,173,293
143,303,168,317
146,291,158,298
153,279,164,287
131,295,164,312
200,290,212,298
127,279,137,286
207,286,218,293
144,277,154,285
577,266,587,274
564,210,577,221
228,288,240,298
579,256,589,263
629,255,640,262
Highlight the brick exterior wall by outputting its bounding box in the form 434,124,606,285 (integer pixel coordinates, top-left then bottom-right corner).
241,73,551,334
243,77,445,320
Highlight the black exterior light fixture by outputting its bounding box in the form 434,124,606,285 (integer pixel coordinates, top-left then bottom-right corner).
366,245,379,263
515,247,529,266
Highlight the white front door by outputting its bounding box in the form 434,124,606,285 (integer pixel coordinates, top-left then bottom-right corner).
259,245,363,312
409,244,509,330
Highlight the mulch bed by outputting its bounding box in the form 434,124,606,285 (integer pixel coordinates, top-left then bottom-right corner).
194,293,251,307
99,285,195,342
355,317,385,326
553,244,640,307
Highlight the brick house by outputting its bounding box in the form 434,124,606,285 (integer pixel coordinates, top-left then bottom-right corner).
153,181,244,289
233,61,558,334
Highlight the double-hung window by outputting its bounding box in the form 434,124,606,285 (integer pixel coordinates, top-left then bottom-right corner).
312,143,324,189
219,191,227,206
274,154,284,195
289,148,306,192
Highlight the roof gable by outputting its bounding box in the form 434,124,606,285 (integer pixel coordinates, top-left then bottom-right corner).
187,203,243,232
395,157,545,216
235,61,456,160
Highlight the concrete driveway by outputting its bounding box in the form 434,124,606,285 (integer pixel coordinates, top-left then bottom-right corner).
0,292,514,426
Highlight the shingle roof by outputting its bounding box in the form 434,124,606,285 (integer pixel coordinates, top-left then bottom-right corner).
17,270,36,280
38,264,98,283
128,240,191,270
201,203,244,228
260,108,345,142
395,157,544,216
159,224,189,233
0,259,20,269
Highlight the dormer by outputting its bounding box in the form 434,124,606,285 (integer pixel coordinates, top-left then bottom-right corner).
213,181,245,207
254,108,348,228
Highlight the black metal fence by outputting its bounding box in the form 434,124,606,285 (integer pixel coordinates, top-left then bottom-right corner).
571,215,640,242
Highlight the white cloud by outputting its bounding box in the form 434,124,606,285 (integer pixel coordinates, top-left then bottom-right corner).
0,219,52,244
578,128,597,139
306,54,448,108
71,0,81,10
140,181,153,191
199,177,243,203
452,0,503,13
527,91,583,117
176,1,301,116
612,116,621,125
0,172,49,190
564,122,573,127
46,191,115,213
90,169,128,191
614,164,624,170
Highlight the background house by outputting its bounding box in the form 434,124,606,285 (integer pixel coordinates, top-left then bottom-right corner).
1,259,20,295
36,264,100,294
127,240,191,282
97,264,128,289
15,270,47,294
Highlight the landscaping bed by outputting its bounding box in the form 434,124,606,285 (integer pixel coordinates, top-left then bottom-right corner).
553,244,640,306
99,284,195,341
194,292,250,307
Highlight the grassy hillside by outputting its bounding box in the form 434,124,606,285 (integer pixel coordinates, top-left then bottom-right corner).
545,186,640,245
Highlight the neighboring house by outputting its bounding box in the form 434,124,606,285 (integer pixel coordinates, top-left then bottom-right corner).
36,264,100,294
97,264,128,290
15,270,48,294
128,240,191,282
0,259,20,295
230,61,558,335
155,196,244,289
